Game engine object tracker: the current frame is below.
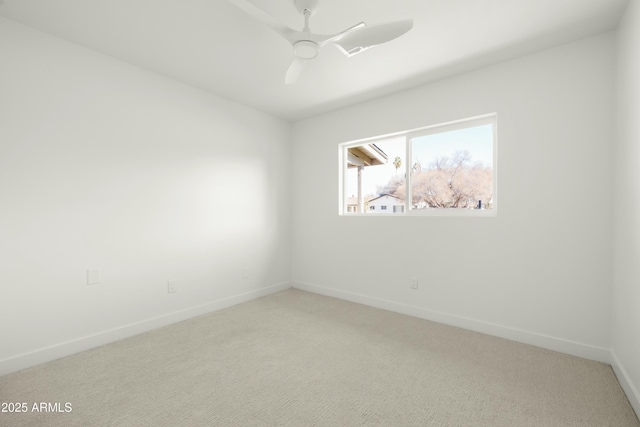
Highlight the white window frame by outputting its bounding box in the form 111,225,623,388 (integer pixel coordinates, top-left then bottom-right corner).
338,113,498,217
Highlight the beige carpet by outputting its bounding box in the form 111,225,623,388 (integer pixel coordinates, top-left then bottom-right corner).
0,289,638,426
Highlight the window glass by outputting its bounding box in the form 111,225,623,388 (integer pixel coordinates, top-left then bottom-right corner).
340,114,496,216
344,137,405,214
410,124,494,210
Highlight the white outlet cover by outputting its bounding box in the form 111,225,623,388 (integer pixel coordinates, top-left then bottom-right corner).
87,269,100,285
168,280,177,293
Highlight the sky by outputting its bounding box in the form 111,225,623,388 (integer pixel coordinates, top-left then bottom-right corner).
346,124,494,197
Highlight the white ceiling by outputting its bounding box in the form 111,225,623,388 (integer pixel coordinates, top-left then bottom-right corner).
0,0,629,121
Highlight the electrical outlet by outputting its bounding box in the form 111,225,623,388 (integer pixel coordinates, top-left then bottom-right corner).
87,269,100,285
167,280,177,294
410,276,419,289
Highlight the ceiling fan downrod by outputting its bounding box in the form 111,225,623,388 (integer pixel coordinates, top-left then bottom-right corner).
292,3,319,60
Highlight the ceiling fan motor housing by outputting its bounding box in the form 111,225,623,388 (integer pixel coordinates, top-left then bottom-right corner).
293,40,319,59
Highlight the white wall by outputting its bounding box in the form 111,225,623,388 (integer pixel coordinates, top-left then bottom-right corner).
292,33,615,362
0,18,291,375
612,0,640,416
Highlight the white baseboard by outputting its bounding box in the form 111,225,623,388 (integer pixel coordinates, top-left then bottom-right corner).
611,351,640,419
0,282,292,377
293,281,611,363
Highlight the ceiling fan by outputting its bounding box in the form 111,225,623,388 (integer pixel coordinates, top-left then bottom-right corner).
227,0,413,84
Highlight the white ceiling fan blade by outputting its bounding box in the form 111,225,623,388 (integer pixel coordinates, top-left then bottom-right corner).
332,19,413,57
318,22,366,46
285,58,306,84
226,0,297,43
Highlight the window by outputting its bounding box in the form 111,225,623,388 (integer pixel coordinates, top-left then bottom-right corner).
339,114,497,216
